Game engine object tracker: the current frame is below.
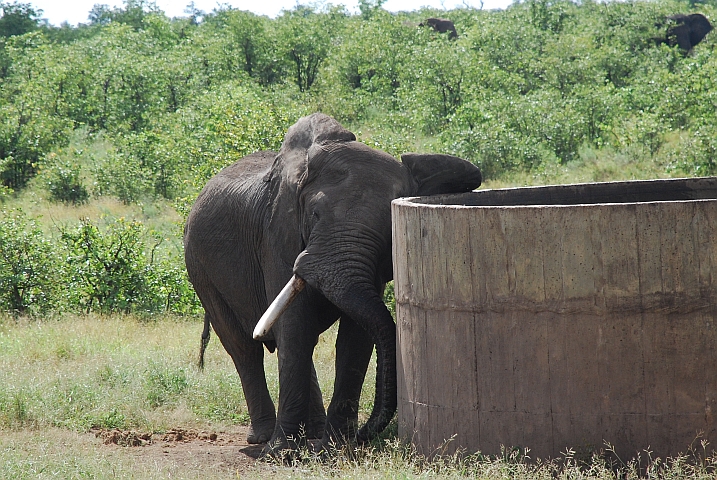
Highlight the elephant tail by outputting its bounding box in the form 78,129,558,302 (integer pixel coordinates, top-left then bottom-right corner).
198,313,211,370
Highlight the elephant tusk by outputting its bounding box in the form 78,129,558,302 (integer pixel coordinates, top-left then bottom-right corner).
253,274,306,340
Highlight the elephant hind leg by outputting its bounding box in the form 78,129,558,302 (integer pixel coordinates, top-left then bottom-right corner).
195,279,276,444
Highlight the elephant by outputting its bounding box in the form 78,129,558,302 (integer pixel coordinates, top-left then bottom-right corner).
419,18,458,40
184,113,482,456
666,13,713,52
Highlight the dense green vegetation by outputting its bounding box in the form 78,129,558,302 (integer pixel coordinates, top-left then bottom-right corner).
0,0,715,315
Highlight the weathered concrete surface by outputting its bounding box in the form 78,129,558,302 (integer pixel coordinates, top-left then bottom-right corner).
392,177,717,461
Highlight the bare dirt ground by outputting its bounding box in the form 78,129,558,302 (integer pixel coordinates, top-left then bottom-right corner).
93,425,266,476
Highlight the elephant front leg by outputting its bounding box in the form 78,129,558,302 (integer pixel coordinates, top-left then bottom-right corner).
306,362,327,440
262,324,319,457
321,315,374,451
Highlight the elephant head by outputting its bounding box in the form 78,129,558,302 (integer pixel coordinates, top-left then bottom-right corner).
259,113,480,442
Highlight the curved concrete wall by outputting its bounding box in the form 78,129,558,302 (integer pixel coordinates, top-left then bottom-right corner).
391,177,717,460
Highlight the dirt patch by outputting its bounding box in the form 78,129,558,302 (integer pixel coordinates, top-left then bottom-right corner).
93,425,266,476
95,428,154,446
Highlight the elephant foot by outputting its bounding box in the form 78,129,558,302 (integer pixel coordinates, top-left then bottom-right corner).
313,416,358,456
313,437,346,458
259,432,311,464
246,422,275,444
304,415,326,440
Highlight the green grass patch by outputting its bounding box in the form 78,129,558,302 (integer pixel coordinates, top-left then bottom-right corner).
0,313,374,433
0,314,245,431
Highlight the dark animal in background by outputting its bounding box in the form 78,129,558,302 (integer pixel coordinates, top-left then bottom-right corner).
184,113,481,456
666,13,713,52
420,18,458,39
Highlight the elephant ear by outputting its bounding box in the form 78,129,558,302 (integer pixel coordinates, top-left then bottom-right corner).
688,14,713,45
401,152,482,196
278,113,355,164
264,113,355,184
263,114,357,265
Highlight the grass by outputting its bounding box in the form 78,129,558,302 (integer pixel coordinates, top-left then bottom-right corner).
0,314,233,431
0,427,271,479
0,314,371,433
1,428,141,479
0,313,381,478
3,429,717,480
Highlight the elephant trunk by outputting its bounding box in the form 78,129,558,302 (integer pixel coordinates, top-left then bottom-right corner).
337,284,397,443
253,274,306,340
254,260,397,442
294,243,397,442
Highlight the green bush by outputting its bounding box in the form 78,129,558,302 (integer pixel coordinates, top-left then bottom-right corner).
59,217,199,315
94,151,152,204
383,281,395,319
44,156,89,204
665,125,717,176
442,123,552,179
0,103,73,189
146,261,201,315
174,82,303,189
0,210,59,314
61,217,153,313
104,129,184,201
0,212,200,316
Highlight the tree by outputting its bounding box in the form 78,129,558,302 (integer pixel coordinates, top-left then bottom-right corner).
275,6,343,92
88,4,113,26
358,0,386,19
183,1,204,25
197,8,271,81
0,1,41,37
223,10,265,76
0,33,75,188
403,33,468,129
87,0,163,30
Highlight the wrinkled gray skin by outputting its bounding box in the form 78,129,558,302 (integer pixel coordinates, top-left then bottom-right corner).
184,113,481,456
666,13,713,51
420,17,458,39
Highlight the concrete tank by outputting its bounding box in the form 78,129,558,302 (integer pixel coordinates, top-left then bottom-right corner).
391,177,717,460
